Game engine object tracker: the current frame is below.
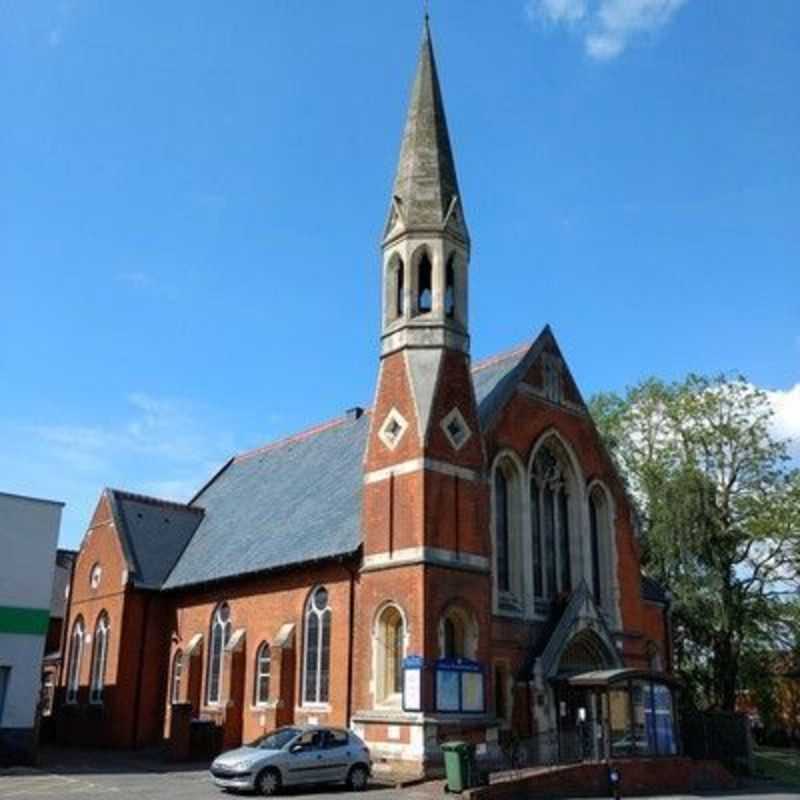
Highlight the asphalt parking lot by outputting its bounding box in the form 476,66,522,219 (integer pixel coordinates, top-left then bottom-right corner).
0,749,439,800
1,750,798,800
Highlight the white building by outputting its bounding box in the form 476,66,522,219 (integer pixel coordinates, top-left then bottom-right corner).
0,491,63,764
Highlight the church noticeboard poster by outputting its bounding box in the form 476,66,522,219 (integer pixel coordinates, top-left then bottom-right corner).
436,669,461,711
461,671,484,712
435,659,485,714
402,655,423,712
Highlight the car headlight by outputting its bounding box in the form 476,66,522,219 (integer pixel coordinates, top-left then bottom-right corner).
229,760,254,772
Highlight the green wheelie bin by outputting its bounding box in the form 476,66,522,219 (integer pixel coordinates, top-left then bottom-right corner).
442,741,476,792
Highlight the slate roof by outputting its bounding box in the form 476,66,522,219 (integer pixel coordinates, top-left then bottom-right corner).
107,490,204,589
471,343,529,427
163,414,372,590
158,344,529,590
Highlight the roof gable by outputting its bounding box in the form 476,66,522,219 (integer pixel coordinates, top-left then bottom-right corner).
107,490,203,589
476,325,592,432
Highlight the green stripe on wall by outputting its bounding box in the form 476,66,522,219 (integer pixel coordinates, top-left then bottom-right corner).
0,606,49,635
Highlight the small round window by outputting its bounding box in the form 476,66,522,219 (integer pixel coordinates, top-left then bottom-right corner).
90,563,102,590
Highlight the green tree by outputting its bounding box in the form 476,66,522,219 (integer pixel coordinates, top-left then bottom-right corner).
590,374,800,711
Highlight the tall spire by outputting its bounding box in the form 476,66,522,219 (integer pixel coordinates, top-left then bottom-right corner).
385,17,468,243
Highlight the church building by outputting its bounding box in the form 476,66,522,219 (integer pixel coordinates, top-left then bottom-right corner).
54,18,677,778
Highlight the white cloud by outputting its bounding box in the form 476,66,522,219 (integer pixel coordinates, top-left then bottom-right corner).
528,0,588,25
0,393,236,547
526,0,689,60
767,383,800,460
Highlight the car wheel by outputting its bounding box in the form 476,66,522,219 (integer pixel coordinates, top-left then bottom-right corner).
347,764,369,791
256,767,282,796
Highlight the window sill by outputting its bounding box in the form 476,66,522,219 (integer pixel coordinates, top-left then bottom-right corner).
297,703,331,713
250,700,280,711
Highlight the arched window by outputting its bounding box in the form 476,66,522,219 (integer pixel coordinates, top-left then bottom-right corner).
395,258,405,318
589,488,605,607
531,439,575,601
171,649,183,703
445,254,456,318
303,587,331,705
66,616,84,703
439,606,478,660
493,456,523,608
416,252,432,314
89,612,109,703
254,642,271,706
375,605,404,705
495,469,510,593
207,602,232,705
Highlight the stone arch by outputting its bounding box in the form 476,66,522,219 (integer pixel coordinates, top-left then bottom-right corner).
490,448,526,612
528,429,587,600
371,601,409,707
586,479,620,625
558,629,617,676
438,601,479,661
410,244,433,316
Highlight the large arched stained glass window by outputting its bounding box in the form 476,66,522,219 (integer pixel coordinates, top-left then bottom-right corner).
531,440,574,601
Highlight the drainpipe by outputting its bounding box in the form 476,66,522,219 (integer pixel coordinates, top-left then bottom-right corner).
345,563,356,728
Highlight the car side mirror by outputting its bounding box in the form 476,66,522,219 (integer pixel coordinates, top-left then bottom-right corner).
290,744,304,754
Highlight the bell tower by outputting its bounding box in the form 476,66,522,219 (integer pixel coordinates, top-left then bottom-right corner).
355,16,490,730
381,15,470,358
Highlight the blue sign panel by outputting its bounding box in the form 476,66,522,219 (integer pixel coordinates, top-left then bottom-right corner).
434,658,485,714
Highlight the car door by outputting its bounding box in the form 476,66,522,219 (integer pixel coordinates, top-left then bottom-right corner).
284,730,327,785
320,729,353,782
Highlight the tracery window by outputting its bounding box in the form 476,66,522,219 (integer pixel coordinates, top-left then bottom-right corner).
531,441,573,603
303,587,331,704
207,602,232,705
89,612,109,703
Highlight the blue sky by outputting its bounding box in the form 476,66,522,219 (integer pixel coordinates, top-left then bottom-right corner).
2,1,798,548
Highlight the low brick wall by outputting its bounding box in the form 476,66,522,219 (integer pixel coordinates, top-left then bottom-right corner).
465,757,736,799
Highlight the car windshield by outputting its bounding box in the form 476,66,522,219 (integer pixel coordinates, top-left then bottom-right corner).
249,728,301,750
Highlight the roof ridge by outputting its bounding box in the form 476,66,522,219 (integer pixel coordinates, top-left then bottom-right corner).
472,341,532,373
234,411,372,464
107,488,202,513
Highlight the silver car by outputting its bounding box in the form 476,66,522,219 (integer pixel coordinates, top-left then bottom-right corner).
210,726,372,796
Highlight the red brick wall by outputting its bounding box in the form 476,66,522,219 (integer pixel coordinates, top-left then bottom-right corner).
167,560,356,745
